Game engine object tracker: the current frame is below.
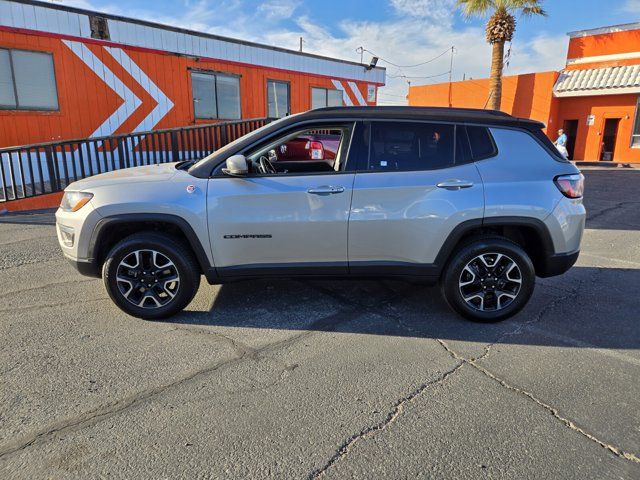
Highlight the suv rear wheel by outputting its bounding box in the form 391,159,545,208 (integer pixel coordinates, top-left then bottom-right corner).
102,233,201,320
441,237,535,322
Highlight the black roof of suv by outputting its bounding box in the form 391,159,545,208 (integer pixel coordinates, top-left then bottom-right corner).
286,106,544,127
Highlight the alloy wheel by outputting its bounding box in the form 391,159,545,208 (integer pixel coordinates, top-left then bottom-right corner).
115,249,180,309
458,253,522,312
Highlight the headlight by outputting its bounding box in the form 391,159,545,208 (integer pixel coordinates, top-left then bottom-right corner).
60,191,93,212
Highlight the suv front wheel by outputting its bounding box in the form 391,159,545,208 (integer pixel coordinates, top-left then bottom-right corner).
102,233,201,320
441,237,535,322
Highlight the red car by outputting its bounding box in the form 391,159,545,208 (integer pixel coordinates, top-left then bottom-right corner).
273,130,341,163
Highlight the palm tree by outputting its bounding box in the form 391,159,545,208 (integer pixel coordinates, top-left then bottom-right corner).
458,0,546,111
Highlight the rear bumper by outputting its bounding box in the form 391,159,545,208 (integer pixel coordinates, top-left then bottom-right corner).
536,250,580,278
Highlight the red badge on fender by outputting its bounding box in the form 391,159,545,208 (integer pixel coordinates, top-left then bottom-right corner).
186,185,196,193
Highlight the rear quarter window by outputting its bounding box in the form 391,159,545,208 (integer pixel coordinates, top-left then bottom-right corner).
466,126,497,160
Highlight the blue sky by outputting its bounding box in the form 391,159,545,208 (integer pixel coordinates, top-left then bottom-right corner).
59,0,640,103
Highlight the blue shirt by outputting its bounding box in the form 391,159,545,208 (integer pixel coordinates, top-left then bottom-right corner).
556,133,567,147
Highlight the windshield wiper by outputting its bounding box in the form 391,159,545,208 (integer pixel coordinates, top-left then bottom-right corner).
175,160,196,170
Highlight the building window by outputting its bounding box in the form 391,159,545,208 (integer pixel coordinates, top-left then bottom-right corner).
632,97,640,148
267,80,289,118
191,71,241,120
311,87,343,109
0,48,59,111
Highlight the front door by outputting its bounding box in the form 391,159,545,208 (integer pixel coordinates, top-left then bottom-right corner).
207,122,356,276
600,118,620,161
348,121,484,275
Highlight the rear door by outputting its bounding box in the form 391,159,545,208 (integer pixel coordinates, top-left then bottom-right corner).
348,121,484,275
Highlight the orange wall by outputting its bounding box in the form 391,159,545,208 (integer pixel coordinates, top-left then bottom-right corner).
408,71,560,133
568,29,640,60
557,94,640,163
1,192,63,212
0,28,376,148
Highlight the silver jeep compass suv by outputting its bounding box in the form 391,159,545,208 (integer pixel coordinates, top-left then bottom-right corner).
55,107,585,322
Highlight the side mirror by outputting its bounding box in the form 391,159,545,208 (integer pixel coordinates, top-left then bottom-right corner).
222,154,248,177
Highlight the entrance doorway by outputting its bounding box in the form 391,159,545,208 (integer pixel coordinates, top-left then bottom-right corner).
600,118,620,161
562,119,578,160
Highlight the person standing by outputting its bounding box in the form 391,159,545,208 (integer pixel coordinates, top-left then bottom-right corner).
554,129,569,159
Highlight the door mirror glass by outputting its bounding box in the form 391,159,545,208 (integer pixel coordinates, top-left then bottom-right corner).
222,154,248,176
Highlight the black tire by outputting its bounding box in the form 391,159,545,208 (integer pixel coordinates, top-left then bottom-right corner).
102,232,201,320
440,236,535,322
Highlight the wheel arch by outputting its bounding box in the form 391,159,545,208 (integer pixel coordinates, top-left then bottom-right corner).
434,216,556,277
89,214,215,280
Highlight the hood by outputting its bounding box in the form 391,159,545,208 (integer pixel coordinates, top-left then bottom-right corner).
66,163,180,191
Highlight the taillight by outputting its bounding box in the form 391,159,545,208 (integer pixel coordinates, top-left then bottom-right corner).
306,141,324,160
554,173,584,199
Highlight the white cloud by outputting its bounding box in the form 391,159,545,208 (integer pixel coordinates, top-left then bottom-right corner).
390,0,457,21
257,0,299,20
505,34,568,75
622,0,640,13
51,0,565,105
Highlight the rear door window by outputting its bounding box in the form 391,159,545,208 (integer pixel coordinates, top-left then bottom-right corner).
367,121,455,171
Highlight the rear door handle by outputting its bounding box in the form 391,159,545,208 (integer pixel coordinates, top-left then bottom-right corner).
436,179,474,190
307,185,345,195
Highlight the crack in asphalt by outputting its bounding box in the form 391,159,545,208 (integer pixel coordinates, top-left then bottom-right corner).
469,267,598,364
308,361,464,479
0,287,406,461
168,327,307,397
305,275,601,477
0,257,59,272
167,325,258,359
586,201,640,223
0,296,109,315
0,278,96,300
437,339,640,465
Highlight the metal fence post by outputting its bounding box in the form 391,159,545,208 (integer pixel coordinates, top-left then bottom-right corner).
170,131,179,162
44,146,58,193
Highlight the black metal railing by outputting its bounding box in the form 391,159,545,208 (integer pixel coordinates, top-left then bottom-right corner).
0,118,273,202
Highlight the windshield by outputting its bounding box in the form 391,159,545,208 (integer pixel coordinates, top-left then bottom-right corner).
187,116,294,173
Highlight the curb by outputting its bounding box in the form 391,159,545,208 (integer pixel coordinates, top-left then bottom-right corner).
574,161,640,169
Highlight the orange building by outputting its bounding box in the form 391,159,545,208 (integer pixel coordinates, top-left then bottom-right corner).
408,23,640,163
0,0,385,149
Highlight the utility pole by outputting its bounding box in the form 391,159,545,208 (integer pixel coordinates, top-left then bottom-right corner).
448,46,455,108
356,46,364,64
299,37,303,52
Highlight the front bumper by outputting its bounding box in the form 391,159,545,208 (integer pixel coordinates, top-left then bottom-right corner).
55,201,102,269
536,249,580,278
65,254,101,278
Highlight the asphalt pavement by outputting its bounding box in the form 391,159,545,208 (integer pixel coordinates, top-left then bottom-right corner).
1,168,639,479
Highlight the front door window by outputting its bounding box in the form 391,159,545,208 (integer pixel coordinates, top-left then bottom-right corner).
246,125,351,175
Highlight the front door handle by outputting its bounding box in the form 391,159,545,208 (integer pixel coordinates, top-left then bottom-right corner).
436,179,474,190
307,185,345,195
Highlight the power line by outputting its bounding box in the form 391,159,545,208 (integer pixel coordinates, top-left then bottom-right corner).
356,46,452,69
387,71,451,80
